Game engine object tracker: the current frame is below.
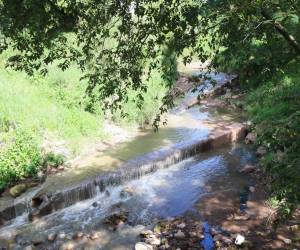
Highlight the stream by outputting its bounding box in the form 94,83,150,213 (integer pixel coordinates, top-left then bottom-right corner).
0,72,256,250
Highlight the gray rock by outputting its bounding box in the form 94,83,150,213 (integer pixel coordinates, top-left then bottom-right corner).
73,231,84,240
92,202,98,207
214,234,223,241
62,241,75,250
135,242,153,250
47,233,57,241
174,230,185,239
24,246,33,250
145,235,161,246
245,132,257,144
240,164,256,174
235,234,245,245
283,238,292,244
89,231,99,240
211,227,218,236
223,237,232,245
58,232,66,240
32,234,44,245
177,223,186,229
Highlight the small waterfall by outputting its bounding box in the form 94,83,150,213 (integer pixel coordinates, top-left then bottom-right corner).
0,122,245,224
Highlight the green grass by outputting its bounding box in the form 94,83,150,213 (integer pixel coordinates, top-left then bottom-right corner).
0,66,105,151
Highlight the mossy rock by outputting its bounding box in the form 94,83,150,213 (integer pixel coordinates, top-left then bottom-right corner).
9,184,28,197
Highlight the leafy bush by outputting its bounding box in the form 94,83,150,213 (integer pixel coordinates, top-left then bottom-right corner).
42,152,66,168
0,129,42,189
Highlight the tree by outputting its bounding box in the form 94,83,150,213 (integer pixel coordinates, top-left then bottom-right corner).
0,0,299,122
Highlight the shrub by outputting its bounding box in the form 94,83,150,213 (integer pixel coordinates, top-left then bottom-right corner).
42,152,66,169
0,129,42,189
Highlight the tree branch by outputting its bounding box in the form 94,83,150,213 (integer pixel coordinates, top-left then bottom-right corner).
261,9,300,55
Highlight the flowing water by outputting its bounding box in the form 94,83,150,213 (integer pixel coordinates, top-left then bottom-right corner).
0,72,255,249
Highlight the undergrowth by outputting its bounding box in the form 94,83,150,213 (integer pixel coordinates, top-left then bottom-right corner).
245,59,300,215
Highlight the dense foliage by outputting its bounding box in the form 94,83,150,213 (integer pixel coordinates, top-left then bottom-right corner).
246,60,300,213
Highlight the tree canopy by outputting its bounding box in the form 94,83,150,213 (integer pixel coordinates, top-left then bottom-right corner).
0,0,299,120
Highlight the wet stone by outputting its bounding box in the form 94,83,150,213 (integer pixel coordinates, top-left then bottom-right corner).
249,186,255,193
177,223,186,229
245,132,257,144
92,202,98,207
240,164,256,174
145,235,161,246
283,238,292,244
66,234,72,240
89,231,99,240
58,232,66,240
73,232,84,240
61,241,75,250
24,245,34,250
135,242,153,250
211,227,218,236
32,234,44,245
214,234,223,241
47,233,57,241
174,230,185,239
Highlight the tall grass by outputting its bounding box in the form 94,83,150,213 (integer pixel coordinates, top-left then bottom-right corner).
0,66,105,150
